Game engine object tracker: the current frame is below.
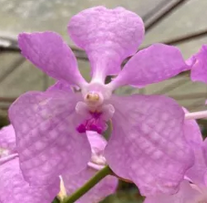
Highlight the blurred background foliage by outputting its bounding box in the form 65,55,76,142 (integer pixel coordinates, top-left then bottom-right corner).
101,181,144,203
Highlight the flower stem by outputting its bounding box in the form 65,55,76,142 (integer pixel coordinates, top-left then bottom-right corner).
62,165,113,203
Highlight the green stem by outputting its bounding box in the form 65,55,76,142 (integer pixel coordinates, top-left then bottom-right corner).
52,197,60,203
62,165,113,203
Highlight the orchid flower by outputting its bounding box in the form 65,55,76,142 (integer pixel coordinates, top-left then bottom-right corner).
59,131,118,203
9,6,194,196
0,125,59,203
145,111,207,203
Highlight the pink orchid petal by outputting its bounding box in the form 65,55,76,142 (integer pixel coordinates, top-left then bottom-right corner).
62,167,118,203
0,125,16,156
203,171,207,189
68,6,144,80
0,157,59,203
184,116,206,186
110,44,190,88
47,81,73,93
18,32,86,86
185,56,196,67
8,90,91,186
144,180,200,203
190,45,207,83
202,138,207,168
105,95,193,195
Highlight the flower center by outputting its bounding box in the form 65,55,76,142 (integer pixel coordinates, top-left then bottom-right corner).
75,97,115,134
76,82,114,134
76,111,106,134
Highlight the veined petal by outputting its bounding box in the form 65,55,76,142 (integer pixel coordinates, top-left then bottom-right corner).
144,180,200,203
62,167,118,203
109,44,190,89
184,114,206,185
105,95,193,195
18,32,86,87
9,90,91,186
0,157,59,203
0,125,16,156
68,6,144,81
190,45,207,83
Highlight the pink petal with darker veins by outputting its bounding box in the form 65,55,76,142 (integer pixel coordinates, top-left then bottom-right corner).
110,44,191,89
144,180,199,203
0,157,59,203
18,32,86,87
105,94,194,196
8,89,91,187
68,6,144,80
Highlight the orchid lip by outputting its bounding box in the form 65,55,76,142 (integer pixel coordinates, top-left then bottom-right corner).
76,100,115,134
76,111,106,134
